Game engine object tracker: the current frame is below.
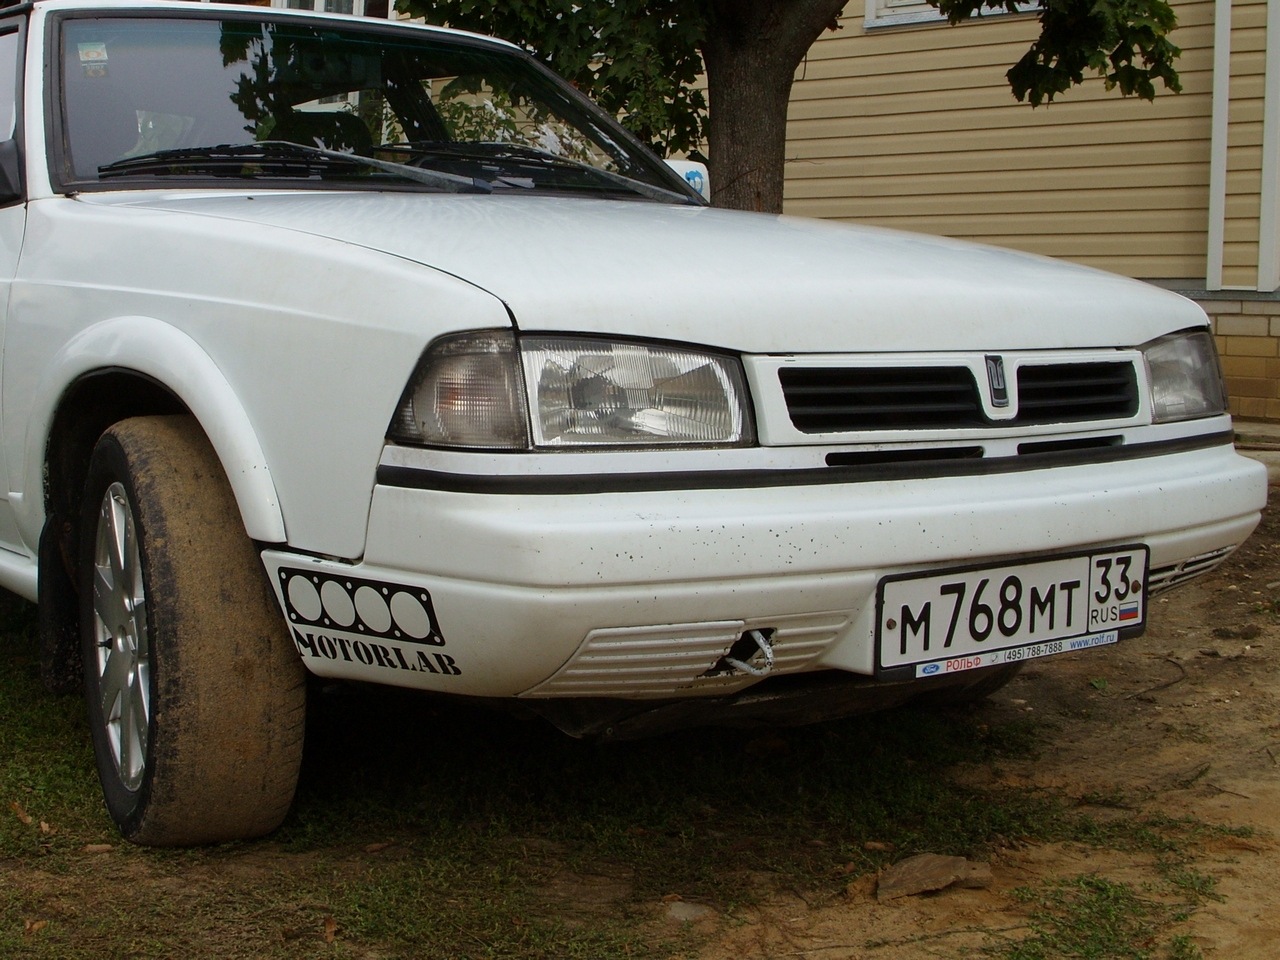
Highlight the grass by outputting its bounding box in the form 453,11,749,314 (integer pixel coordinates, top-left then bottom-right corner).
0,589,1243,959
0,596,104,859
978,818,1226,960
993,874,1204,960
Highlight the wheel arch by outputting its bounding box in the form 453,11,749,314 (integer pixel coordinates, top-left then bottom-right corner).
30,316,287,550
33,318,287,693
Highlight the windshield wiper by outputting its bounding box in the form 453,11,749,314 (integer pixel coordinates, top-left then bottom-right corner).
379,141,696,204
98,141,492,193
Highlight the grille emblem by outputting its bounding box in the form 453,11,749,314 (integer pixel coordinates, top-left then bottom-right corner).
985,355,1009,408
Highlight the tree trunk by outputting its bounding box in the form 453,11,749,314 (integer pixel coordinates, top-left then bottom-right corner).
699,0,846,213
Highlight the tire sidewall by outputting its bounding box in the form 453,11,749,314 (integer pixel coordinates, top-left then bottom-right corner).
79,428,160,839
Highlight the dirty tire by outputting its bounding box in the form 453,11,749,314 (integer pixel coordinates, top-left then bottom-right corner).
79,415,305,846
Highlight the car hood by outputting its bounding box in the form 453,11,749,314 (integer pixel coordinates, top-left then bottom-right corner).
97,191,1204,353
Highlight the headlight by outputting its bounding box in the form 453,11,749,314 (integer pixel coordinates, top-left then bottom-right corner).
389,331,530,449
521,336,753,447
389,331,755,450
1142,330,1228,423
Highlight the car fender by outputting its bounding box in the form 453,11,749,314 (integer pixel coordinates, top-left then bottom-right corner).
21,315,285,546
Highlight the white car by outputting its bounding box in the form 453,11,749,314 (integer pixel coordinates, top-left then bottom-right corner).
0,0,1266,845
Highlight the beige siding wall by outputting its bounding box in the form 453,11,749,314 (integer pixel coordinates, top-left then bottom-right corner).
785,0,1219,280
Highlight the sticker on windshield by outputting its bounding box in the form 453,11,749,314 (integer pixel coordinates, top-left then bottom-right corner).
78,42,109,78
77,42,108,64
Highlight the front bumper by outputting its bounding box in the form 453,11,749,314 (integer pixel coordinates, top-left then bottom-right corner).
261,441,1266,699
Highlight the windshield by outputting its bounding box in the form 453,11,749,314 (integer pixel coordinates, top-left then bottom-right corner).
56,13,695,201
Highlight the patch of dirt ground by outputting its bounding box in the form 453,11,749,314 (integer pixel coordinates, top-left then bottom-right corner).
694,484,1280,959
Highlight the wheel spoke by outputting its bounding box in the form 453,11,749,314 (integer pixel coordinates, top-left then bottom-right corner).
105,493,128,589
120,499,144,613
116,718,134,784
134,615,150,668
119,671,148,784
135,657,151,724
99,642,130,717
92,564,129,637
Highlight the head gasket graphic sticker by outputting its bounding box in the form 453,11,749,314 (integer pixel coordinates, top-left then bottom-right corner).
278,567,446,647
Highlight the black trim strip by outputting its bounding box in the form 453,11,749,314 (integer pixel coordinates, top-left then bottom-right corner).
376,430,1235,496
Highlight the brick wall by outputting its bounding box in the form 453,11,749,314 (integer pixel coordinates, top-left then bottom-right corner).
1203,297,1280,421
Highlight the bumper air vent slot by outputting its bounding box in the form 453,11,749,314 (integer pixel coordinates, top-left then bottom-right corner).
1017,436,1122,456
1148,547,1235,595
826,447,984,467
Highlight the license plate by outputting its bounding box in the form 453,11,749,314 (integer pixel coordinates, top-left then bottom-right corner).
876,546,1148,677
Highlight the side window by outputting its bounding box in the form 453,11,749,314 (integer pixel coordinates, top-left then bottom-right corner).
0,27,19,141
0,24,22,203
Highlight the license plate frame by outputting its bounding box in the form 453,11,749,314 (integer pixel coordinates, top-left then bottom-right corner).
875,545,1149,678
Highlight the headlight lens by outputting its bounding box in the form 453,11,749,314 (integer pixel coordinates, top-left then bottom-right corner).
521,337,753,447
389,331,530,449
389,332,754,449
1142,330,1228,423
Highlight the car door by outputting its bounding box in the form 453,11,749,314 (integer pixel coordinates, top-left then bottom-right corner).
0,15,26,551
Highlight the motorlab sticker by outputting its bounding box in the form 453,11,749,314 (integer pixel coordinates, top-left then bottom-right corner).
277,568,461,677
291,628,461,677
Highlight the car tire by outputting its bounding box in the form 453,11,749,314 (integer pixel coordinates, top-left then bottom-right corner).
79,415,305,846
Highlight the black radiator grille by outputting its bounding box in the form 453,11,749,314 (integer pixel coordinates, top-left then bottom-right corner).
779,366,985,431
1015,362,1138,424
780,361,1139,433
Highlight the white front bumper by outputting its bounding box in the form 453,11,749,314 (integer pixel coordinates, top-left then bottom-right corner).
261,442,1266,699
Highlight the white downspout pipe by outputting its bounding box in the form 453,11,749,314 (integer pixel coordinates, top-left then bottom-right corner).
1207,0,1233,290
1257,0,1280,291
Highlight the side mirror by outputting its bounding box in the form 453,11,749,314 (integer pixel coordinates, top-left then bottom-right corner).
664,159,709,201
0,139,21,204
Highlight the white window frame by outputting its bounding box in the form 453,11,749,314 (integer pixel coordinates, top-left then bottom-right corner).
864,0,948,29
199,0,397,15
864,0,1035,31
271,1,398,18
